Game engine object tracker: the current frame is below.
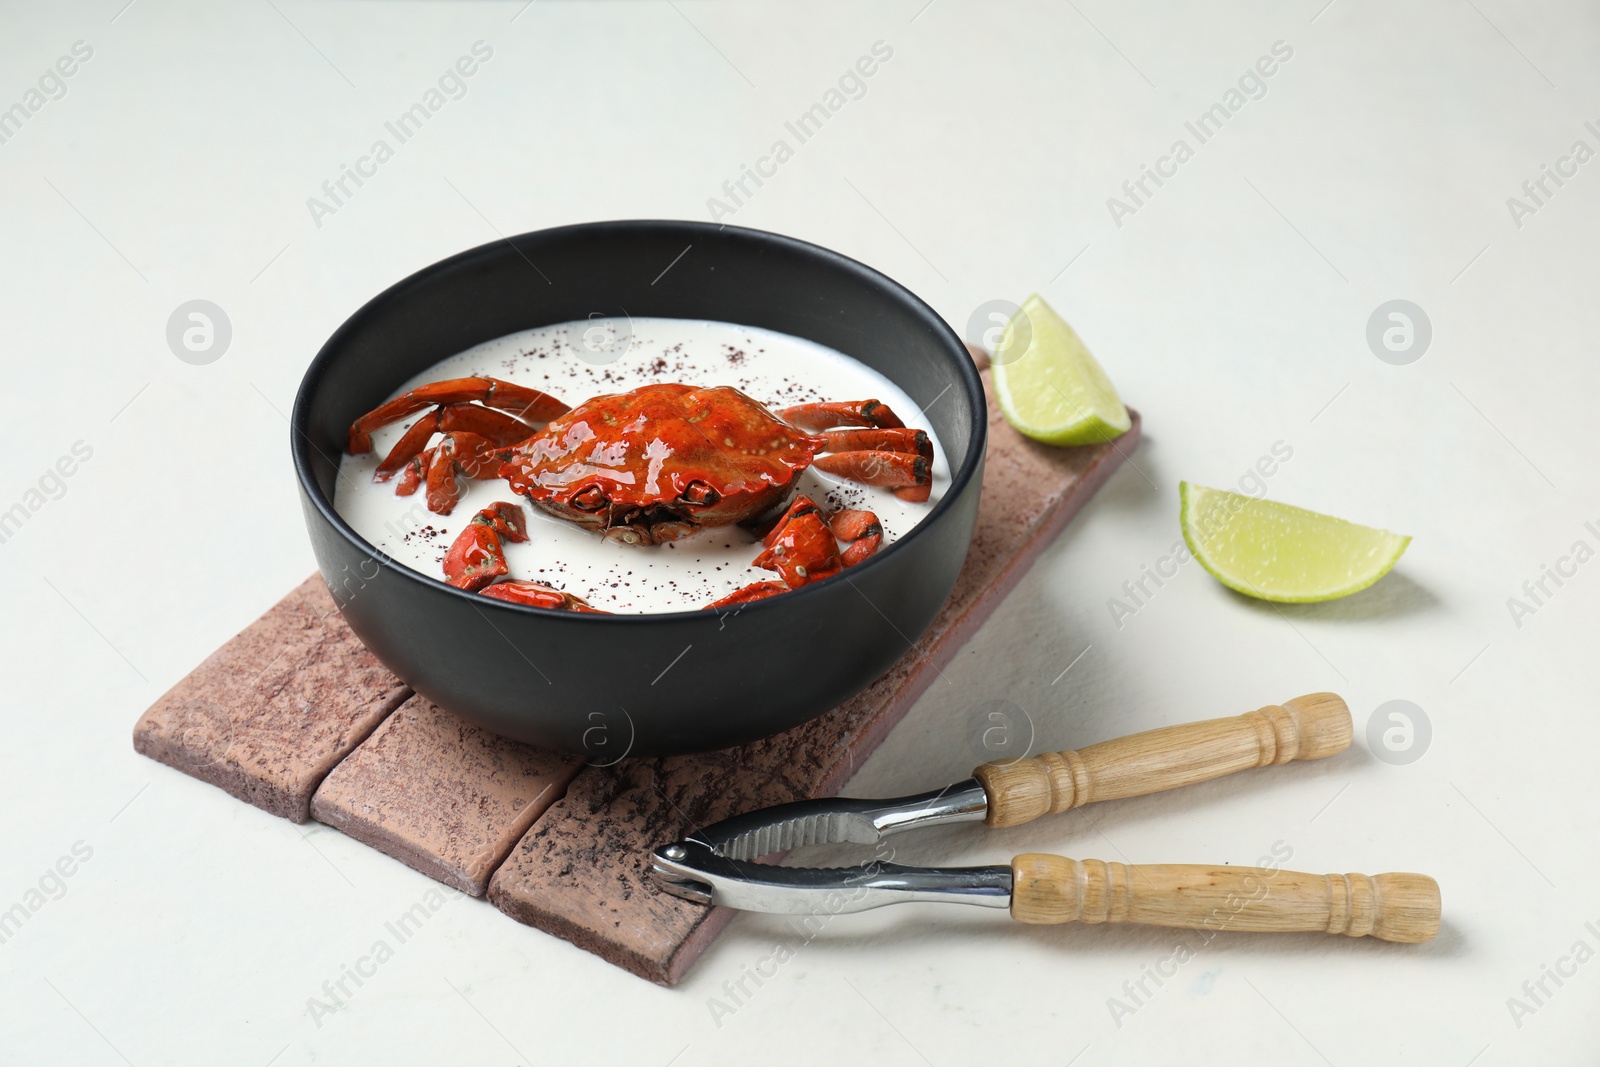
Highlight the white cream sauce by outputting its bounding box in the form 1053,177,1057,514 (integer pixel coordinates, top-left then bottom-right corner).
333,318,948,613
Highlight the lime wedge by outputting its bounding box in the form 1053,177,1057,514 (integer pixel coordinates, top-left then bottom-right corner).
1179,483,1411,603
992,294,1131,446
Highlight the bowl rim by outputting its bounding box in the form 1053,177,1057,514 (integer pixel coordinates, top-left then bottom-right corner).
291,218,987,624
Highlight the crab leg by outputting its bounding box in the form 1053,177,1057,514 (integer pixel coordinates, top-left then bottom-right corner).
427,434,489,514
812,451,932,503
349,376,569,454
778,399,905,432
374,404,535,483
436,403,542,444
480,580,607,612
703,581,790,610
372,409,524,495
443,501,529,590
804,420,934,503
374,410,442,481
391,432,501,514
817,427,933,462
393,448,438,499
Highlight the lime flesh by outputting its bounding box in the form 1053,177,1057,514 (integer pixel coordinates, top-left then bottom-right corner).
992,294,1131,446
1179,483,1411,603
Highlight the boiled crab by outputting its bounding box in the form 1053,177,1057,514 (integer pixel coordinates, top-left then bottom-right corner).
346,376,934,610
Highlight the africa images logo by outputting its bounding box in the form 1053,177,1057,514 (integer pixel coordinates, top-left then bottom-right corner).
1105,40,1294,228
305,42,495,228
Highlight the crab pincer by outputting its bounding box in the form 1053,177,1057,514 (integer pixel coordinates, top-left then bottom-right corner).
829,509,883,567
443,501,529,591
706,495,884,610
752,495,845,587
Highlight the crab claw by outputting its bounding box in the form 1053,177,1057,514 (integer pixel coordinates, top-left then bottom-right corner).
751,495,843,587
710,496,885,608
479,580,606,612
443,501,529,591
829,509,883,568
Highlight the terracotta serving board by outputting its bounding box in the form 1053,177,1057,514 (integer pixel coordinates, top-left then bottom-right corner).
133,365,1140,983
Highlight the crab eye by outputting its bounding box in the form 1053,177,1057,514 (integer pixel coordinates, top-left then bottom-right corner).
679,481,720,507
571,485,608,512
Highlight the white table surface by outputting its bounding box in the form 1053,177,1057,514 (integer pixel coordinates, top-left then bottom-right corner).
3,1,1596,1063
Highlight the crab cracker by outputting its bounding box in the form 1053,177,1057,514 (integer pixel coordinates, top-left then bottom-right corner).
650,693,1441,943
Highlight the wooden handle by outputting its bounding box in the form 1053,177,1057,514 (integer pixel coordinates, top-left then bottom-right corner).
974,693,1351,828
1010,854,1440,943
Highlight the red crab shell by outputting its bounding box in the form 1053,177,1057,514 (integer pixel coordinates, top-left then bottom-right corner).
498,383,818,544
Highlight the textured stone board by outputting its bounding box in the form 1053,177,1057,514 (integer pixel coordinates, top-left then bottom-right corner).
311,695,583,895
133,576,411,822
488,372,1141,984
132,361,1140,983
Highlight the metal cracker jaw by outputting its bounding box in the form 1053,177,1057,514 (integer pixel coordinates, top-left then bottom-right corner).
650,693,1442,943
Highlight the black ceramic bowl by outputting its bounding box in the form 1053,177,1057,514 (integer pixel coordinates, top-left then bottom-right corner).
292,220,985,756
